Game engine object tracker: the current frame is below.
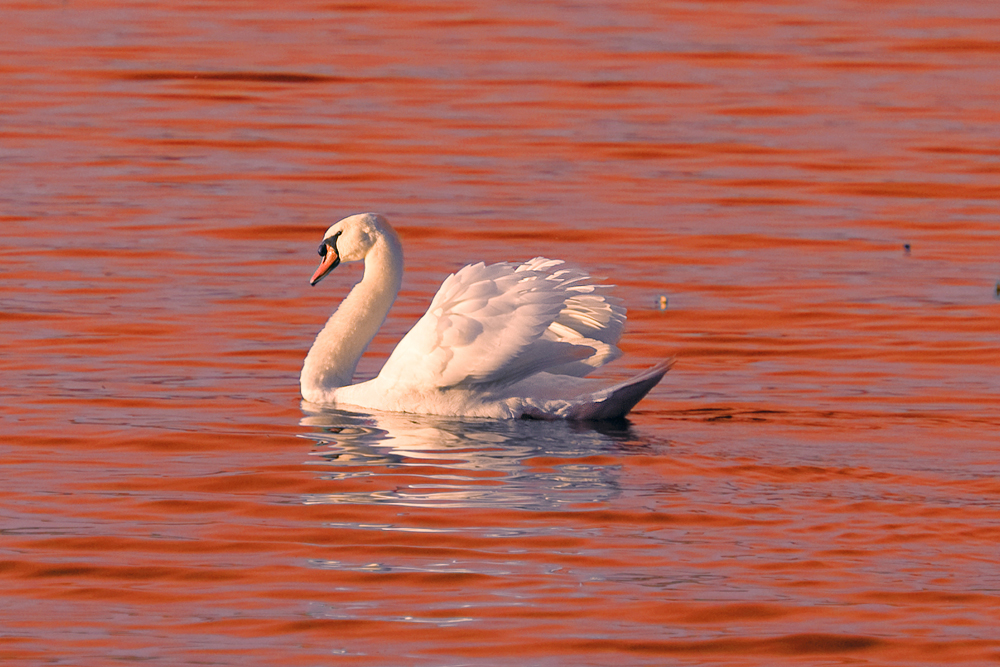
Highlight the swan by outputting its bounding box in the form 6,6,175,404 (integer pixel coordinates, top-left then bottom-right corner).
300,213,673,419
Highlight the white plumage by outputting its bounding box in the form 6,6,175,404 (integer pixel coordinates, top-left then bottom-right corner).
300,213,672,419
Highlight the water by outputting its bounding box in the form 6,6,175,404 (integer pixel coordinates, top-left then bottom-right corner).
3,1,1000,664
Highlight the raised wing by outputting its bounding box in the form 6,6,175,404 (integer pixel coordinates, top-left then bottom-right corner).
526,258,626,377
375,258,625,391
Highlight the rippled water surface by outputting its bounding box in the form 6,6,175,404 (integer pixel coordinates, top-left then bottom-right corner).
3,1,1000,664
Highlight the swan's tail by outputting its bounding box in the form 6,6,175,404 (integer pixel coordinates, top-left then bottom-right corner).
522,357,674,421
570,357,674,420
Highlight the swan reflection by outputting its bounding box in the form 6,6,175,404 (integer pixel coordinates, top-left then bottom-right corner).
299,405,650,511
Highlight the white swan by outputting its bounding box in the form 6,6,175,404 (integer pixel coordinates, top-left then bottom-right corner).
301,213,673,419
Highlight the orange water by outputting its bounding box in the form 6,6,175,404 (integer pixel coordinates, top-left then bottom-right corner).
3,1,999,664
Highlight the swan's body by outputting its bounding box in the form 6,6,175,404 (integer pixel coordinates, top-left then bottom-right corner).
301,213,672,419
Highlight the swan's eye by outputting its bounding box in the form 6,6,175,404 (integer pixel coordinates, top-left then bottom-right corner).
318,243,328,257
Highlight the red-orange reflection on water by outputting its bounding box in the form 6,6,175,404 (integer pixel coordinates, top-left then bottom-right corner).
3,0,1000,665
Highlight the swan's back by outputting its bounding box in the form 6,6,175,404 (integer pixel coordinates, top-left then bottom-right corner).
372,258,625,394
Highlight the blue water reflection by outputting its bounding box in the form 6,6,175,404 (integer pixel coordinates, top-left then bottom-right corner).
299,406,661,511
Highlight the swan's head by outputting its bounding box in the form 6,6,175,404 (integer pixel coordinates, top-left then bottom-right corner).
310,212,392,286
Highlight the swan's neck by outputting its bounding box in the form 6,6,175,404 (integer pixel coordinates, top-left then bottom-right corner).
301,232,403,399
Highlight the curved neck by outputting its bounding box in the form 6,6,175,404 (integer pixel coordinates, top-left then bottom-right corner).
301,229,403,399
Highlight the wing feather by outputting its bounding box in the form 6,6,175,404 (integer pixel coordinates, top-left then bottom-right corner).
375,258,626,390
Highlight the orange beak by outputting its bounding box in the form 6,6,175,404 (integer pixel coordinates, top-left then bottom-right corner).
310,242,340,286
